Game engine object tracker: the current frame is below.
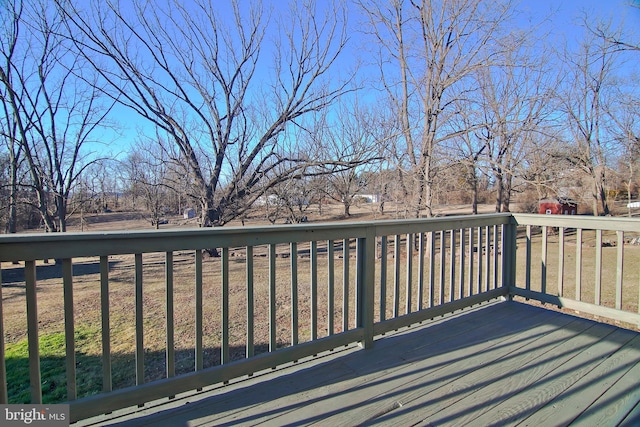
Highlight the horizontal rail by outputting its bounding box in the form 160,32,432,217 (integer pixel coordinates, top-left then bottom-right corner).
511,288,640,327
511,213,640,232
0,214,513,262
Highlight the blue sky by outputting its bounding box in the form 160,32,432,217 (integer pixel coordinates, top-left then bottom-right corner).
519,0,639,42
99,0,640,159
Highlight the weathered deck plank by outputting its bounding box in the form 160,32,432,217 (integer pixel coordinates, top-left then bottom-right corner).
401,325,635,426
359,318,611,426
315,309,582,426
501,334,640,427
83,300,640,427
567,351,640,427
244,301,563,426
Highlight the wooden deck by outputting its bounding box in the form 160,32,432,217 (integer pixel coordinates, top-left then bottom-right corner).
81,300,640,426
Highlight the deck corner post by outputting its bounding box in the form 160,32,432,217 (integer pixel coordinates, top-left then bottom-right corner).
356,228,376,349
502,217,518,300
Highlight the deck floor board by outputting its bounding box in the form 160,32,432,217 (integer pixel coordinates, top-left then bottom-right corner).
83,300,640,427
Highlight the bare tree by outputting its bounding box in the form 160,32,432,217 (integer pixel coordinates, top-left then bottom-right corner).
357,0,516,218
558,21,626,216
0,0,112,232
587,4,640,53
607,94,640,216
474,38,555,213
316,101,383,217
0,101,24,233
123,143,173,229
60,0,357,233
262,175,316,224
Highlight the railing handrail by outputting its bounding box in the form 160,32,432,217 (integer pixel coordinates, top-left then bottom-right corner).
512,213,640,231
0,213,514,262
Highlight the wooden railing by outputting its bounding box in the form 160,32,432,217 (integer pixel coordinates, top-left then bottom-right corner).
509,214,640,327
0,213,638,422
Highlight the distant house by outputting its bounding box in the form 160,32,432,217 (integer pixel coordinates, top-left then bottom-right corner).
255,195,282,206
183,208,196,219
538,198,578,215
354,194,380,203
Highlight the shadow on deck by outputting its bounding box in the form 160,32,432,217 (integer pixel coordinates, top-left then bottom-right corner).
80,300,640,426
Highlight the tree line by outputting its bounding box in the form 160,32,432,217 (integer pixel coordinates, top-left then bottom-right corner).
1,0,639,234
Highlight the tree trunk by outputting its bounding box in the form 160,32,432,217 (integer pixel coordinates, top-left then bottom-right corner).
8,157,18,234
494,169,504,213
592,175,603,215
200,199,221,257
343,200,351,217
596,174,610,216
56,195,67,232
501,173,513,213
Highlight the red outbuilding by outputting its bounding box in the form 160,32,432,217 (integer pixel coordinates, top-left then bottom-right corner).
538,198,578,215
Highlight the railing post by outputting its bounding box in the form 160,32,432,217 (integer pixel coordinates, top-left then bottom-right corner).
502,218,518,299
63,258,76,400
25,260,42,403
356,227,375,349
0,262,8,404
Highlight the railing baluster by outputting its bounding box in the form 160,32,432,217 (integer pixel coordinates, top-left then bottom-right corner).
595,229,602,305
343,238,350,330
270,244,278,350
541,226,548,295
459,229,465,298
406,233,413,314
526,225,532,291
309,240,318,341
194,250,203,371
429,231,435,307
247,246,255,356
492,225,499,290
221,247,229,364
393,234,400,317
449,230,455,301
418,233,425,311
25,260,41,403
468,227,474,296
576,228,583,301
310,241,318,341
616,231,624,311
379,236,387,321
63,258,76,400
439,230,445,305
165,252,175,377
135,254,144,385
0,263,6,404
328,240,335,335
289,243,297,345
476,227,482,294
484,226,490,292
100,256,112,391
558,227,565,297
